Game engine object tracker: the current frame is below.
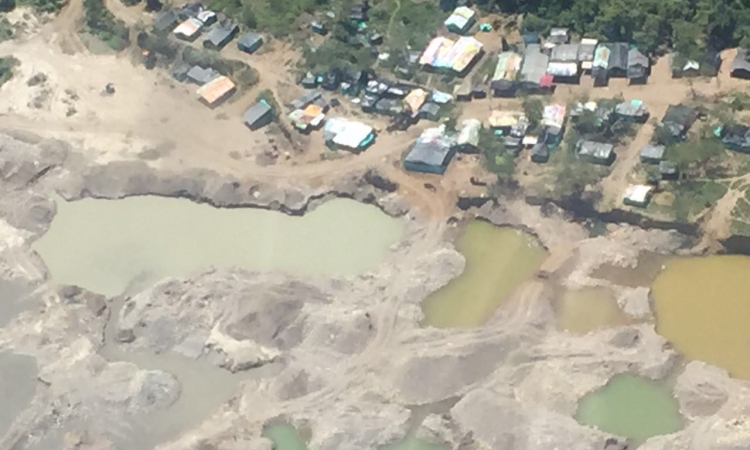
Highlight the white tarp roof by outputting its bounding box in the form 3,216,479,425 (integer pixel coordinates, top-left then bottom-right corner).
547,61,578,77
457,119,481,146
444,6,475,31
324,117,374,149
624,184,653,204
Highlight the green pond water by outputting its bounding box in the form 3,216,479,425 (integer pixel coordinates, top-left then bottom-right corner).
652,255,750,379
421,221,547,328
263,424,308,450
576,374,683,446
556,287,629,334
33,196,404,296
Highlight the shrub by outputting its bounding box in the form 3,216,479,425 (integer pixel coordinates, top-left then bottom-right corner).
0,56,18,88
83,0,130,50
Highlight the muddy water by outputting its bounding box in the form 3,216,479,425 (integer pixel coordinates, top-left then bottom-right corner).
381,437,444,450
555,287,629,334
652,255,750,378
421,221,546,328
263,424,308,450
575,374,682,447
0,352,37,438
33,196,404,297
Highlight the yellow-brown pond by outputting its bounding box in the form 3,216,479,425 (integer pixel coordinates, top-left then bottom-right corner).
652,255,750,378
421,221,547,328
556,287,629,334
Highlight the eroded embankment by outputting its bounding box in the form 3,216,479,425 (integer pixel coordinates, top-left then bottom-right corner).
0,131,749,450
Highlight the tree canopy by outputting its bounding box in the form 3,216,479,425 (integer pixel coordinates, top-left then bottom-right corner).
486,0,750,53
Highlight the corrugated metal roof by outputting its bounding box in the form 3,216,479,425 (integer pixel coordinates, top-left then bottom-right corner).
732,48,750,72
197,76,235,105
405,125,455,166
550,43,580,62
174,18,202,38
520,44,549,84
243,101,272,125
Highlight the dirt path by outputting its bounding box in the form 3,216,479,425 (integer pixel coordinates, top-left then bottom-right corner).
48,0,86,54
597,105,664,209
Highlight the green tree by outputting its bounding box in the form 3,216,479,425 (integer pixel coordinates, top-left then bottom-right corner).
522,97,544,131
479,128,514,180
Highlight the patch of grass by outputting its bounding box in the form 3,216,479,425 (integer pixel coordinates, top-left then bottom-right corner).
670,180,727,222
83,0,130,51
664,137,725,172
369,0,442,51
0,56,19,88
731,220,750,236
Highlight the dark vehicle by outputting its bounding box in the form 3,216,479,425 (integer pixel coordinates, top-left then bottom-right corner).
311,21,328,35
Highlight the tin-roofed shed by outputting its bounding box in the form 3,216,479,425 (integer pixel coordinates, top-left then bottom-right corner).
627,49,650,84
577,140,614,165
203,19,238,49
197,75,235,107
607,43,629,77
419,102,441,121
550,44,580,63
658,104,697,143
237,32,263,54
242,101,273,130
721,124,750,152
404,126,456,174
520,44,552,92
289,90,322,110
153,10,179,33
186,65,219,85
731,48,750,79
614,100,649,123
640,144,665,164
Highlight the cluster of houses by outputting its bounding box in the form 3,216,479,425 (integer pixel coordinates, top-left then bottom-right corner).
149,3,264,108
153,3,263,52
145,1,750,210
242,88,377,153
621,102,750,207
